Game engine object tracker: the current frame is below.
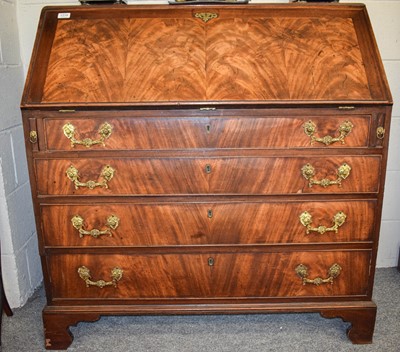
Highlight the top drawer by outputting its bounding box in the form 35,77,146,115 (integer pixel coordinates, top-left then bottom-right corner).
41,114,371,151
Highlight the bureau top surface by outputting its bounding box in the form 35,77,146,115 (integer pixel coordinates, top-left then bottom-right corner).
21,4,392,108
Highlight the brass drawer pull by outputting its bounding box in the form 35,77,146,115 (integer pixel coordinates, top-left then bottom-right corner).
66,165,115,190
301,163,351,188
376,126,385,140
299,211,346,235
78,266,123,288
295,263,342,286
71,215,120,238
304,120,353,146
63,122,112,148
29,130,38,144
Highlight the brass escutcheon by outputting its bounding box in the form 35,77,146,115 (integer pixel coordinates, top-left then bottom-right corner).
377,126,385,140
29,130,38,144
194,12,218,23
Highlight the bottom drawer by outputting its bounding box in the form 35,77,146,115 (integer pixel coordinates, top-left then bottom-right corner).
48,251,371,300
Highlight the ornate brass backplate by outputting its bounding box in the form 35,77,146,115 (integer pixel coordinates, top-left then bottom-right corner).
299,211,346,235
78,266,123,288
301,163,351,188
295,263,342,286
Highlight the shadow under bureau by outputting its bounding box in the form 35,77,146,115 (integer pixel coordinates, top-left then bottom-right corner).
21,3,392,349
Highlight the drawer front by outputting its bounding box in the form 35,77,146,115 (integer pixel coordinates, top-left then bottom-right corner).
48,250,371,299
43,115,370,151
35,156,380,195
44,117,210,150
41,200,375,247
214,116,369,149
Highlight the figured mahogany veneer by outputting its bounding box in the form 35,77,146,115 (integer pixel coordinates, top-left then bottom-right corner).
48,251,371,300
41,200,375,247
40,16,371,103
43,115,371,150
22,3,392,349
35,156,380,195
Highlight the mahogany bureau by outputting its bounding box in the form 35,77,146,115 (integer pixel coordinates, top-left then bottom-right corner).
21,3,392,349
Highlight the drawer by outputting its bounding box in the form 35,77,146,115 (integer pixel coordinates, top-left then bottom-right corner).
35,156,380,195
213,115,369,149
48,250,371,300
44,117,210,150
42,115,370,151
41,200,375,247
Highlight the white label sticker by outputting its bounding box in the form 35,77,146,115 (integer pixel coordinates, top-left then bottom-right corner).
57,13,71,19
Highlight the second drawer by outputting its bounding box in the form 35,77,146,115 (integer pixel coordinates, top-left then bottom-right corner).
36,156,381,195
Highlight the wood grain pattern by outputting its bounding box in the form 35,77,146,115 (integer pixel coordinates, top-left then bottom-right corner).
45,117,210,150
206,17,371,101
21,4,392,348
48,251,371,299
35,156,380,195
213,115,369,149
42,312,100,350
41,200,375,247
42,18,206,103
321,307,377,344
43,115,370,151
40,12,371,103
41,303,378,350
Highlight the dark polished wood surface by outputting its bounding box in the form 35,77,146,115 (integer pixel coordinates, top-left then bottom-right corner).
43,115,371,151
40,200,375,247
48,251,371,299
21,4,392,107
22,3,392,349
41,15,371,103
35,156,381,195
